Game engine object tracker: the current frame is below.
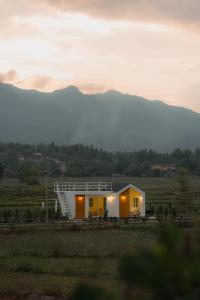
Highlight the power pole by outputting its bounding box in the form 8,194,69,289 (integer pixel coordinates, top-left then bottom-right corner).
42,170,48,222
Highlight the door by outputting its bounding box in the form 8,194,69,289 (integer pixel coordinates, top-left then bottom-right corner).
89,196,106,217
75,195,85,218
119,189,129,217
98,197,106,217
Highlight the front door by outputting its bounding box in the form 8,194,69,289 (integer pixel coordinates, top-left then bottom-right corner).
119,189,129,217
75,195,85,218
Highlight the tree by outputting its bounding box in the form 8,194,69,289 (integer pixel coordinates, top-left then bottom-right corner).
18,167,39,185
175,168,191,215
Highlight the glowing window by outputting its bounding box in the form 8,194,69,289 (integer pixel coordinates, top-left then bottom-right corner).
133,197,139,207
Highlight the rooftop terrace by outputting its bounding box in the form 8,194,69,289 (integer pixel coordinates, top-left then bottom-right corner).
54,182,113,192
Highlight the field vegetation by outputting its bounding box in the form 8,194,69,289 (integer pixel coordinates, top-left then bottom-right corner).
0,226,157,298
0,175,200,221
1,143,200,298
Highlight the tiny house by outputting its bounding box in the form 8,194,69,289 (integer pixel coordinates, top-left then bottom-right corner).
54,182,145,218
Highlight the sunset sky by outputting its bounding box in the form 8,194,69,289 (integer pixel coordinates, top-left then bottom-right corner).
0,0,200,111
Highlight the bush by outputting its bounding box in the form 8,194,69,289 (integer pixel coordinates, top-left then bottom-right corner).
18,166,39,185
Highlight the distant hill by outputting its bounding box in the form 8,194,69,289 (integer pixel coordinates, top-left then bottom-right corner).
0,82,200,151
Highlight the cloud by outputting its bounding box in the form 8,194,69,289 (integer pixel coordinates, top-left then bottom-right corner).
0,0,54,38
0,69,18,83
16,75,68,92
77,82,110,93
23,75,55,90
0,1,200,113
39,0,200,31
0,68,68,92
1,0,200,38
0,0,200,36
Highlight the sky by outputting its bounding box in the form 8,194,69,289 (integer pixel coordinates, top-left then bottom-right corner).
0,0,200,112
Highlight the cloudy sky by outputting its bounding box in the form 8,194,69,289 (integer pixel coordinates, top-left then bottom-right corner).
0,0,200,111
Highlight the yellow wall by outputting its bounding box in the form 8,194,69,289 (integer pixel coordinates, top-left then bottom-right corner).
129,188,141,214
119,188,141,217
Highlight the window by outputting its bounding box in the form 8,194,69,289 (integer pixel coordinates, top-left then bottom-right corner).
89,198,93,207
133,197,139,208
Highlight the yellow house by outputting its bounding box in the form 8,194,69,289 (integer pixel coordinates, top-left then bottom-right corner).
54,182,145,218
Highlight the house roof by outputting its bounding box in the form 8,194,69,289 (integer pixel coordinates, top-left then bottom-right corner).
112,183,130,192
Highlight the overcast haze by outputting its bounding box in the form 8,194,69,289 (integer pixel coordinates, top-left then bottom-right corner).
0,0,200,111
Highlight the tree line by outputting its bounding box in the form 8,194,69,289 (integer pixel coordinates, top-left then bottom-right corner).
0,142,200,182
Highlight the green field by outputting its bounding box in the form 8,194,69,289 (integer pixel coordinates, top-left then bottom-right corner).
0,177,200,298
0,223,198,299
0,176,200,216
0,225,158,298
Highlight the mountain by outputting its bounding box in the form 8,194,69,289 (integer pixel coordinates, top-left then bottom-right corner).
0,82,200,152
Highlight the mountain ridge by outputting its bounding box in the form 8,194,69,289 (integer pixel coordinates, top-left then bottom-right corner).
0,82,199,151
0,82,197,113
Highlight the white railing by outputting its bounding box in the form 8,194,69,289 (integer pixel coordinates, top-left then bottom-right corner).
54,182,112,192
56,186,73,218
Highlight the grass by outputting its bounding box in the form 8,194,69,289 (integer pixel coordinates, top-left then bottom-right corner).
0,273,81,297
0,273,121,299
1,176,200,216
0,228,157,297
0,176,200,298
0,229,157,258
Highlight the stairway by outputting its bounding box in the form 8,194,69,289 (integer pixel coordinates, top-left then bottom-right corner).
57,190,73,218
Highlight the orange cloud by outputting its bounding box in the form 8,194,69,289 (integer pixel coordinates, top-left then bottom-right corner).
16,75,68,92
37,0,200,31
0,0,200,112
0,69,18,82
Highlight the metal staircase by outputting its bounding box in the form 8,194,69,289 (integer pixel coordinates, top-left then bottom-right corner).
56,186,73,218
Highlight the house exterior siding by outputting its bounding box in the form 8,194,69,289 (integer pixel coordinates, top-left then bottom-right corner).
54,182,145,218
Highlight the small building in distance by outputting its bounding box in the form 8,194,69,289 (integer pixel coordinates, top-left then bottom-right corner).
151,164,177,177
54,182,145,218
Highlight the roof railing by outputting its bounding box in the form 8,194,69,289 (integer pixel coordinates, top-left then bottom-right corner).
54,182,112,192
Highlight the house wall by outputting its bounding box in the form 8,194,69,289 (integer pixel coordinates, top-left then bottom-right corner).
118,187,145,217
64,192,76,218
85,195,89,218
107,194,119,217
129,188,142,214
63,191,109,218
141,192,145,217
57,186,145,218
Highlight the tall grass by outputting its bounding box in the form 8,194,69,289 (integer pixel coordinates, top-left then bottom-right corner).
0,230,156,258
0,229,156,296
